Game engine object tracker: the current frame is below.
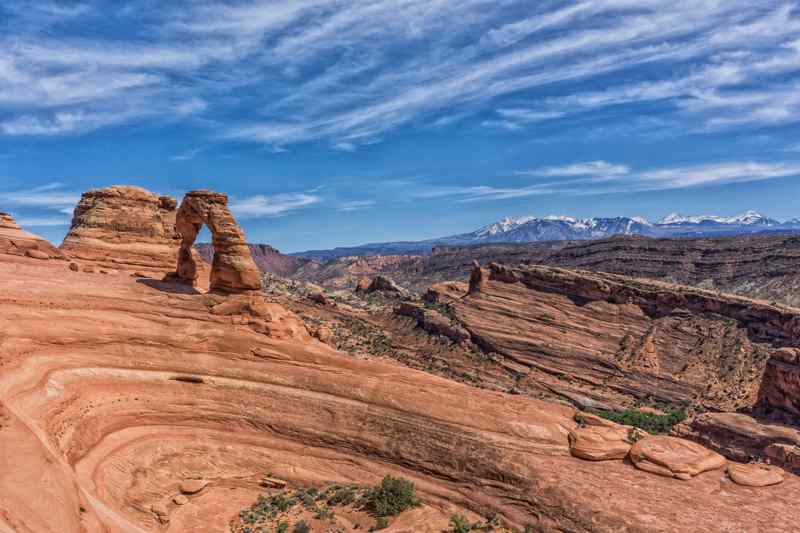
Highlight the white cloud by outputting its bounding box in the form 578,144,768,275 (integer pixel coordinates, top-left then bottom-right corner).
0,183,80,209
413,160,800,202
337,200,375,211
229,192,321,218
521,161,630,177
1,0,799,143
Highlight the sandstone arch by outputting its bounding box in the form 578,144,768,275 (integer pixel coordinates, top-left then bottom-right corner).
174,190,262,293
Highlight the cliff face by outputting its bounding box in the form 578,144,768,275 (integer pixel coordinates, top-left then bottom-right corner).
59,185,182,273
317,234,800,306
433,263,800,414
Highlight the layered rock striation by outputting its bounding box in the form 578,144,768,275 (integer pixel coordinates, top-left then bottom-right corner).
59,185,182,273
174,190,262,293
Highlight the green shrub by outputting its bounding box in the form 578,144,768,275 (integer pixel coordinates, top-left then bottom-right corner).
328,485,358,506
589,409,687,434
370,517,390,531
293,521,310,533
277,523,289,533
450,514,471,533
364,476,420,517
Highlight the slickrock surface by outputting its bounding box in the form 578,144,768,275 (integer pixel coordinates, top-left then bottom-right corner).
630,436,727,480
59,186,182,274
2,252,799,531
175,190,262,293
0,211,63,259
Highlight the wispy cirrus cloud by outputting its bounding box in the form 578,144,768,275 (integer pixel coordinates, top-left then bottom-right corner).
1,0,799,148
229,192,321,218
0,182,79,226
414,160,800,202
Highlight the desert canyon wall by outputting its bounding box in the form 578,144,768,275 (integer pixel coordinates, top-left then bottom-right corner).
0,186,798,532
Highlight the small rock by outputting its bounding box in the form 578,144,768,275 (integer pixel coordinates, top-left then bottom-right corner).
131,271,149,278
179,479,208,495
25,249,50,260
69,262,80,272
308,292,334,306
727,463,785,487
314,326,334,344
151,502,170,524
260,477,288,489
82,266,96,274
172,495,189,505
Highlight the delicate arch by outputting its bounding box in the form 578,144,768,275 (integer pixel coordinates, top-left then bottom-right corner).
174,190,262,293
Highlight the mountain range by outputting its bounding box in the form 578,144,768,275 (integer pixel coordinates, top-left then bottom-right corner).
293,210,800,261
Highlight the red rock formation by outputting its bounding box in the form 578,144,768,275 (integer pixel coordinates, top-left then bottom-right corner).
59,185,182,273
759,348,800,416
0,211,63,259
3,247,799,531
435,263,800,413
174,190,262,293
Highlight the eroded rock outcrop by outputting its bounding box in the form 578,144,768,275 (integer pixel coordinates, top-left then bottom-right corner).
443,263,800,413
174,190,262,293
0,211,63,259
60,185,182,273
629,435,727,480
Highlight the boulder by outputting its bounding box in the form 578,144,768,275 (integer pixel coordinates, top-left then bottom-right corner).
172,495,189,505
173,190,262,293
630,436,727,480
727,463,785,487
313,325,334,344
568,425,634,461
179,479,208,495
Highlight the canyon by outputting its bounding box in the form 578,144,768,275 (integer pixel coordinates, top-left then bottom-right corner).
0,186,798,532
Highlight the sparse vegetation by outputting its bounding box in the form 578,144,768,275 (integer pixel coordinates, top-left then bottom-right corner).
292,521,310,533
450,513,472,533
364,476,420,517
590,408,688,434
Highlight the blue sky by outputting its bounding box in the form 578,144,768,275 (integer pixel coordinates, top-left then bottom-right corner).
1,1,800,252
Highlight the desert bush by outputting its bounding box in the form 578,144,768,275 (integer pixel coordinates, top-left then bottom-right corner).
292,521,310,533
450,514,471,533
590,408,687,434
364,476,420,517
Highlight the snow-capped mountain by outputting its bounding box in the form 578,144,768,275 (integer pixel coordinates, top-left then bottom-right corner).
656,210,780,227
439,215,656,244
293,211,800,260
